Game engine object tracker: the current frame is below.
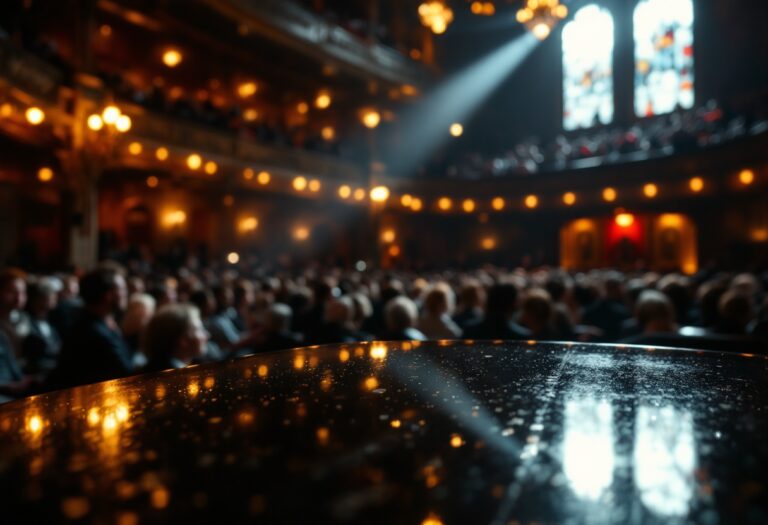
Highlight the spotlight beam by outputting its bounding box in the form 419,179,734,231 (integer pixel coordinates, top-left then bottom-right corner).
382,32,540,177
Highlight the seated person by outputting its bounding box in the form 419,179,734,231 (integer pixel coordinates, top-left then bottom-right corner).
418,283,462,340
142,304,208,373
378,297,426,341
255,303,303,353
47,267,133,390
314,297,374,345
463,283,531,340
620,290,678,344
519,289,560,341
22,279,61,377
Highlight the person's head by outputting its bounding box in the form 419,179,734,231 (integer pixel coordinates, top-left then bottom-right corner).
422,282,455,317
212,284,234,312
80,267,127,314
520,289,554,336
122,293,157,336
234,280,255,309
350,293,373,328
0,268,27,314
266,303,293,334
59,274,79,299
635,290,676,334
189,289,216,317
325,296,354,326
457,280,485,312
143,304,208,365
127,276,146,295
603,272,625,301
25,278,57,319
717,290,754,334
385,296,419,332
484,283,519,320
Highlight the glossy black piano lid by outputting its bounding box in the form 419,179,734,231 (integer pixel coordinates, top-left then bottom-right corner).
0,341,766,524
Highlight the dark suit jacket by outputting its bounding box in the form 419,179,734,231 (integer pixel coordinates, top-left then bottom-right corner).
0,331,23,385
47,311,133,390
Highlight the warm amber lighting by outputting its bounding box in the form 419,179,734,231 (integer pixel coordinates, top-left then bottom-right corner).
615,213,635,228
186,154,202,170
257,171,271,185
450,123,463,137
315,91,332,109
257,364,269,377
37,167,54,182
419,1,454,34
128,142,143,155
293,226,310,241
388,245,401,257
162,48,183,68
563,192,577,206
391,419,402,428
102,105,120,125
362,110,381,129
525,195,539,209
659,213,683,229
26,415,43,435
222,195,235,207
353,188,366,201
293,176,308,191
438,197,452,211
602,187,617,202
643,183,658,198
481,237,497,250
411,197,424,212
87,114,104,131
25,107,45,125
316,427,330,445
400,194,413,207
155,147,169,161
370,344,388,360
308,179,321,192
227,252,240,264
0,103,12,117
238,216,258,233
162,210,187,228
338,185,352,199
381,229,396,243
237,82,258,98
115,115,132,132
739,169,755,186
146,176,159,188
421,514,444,525
517,0,567,40
370,185,390,202
689,177,704,193
491,197,505,211
450,434,463,448
243,108,259,122
243,168,255,180
321,126,335,141
462,199,476,213
363,376,379,391
750,229,768,242
532,22,551,39
339,349,350,362
297,102,309,115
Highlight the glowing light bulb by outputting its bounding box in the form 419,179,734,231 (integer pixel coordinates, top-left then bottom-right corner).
87,114,104,131
370,186,390,202
25,107,45,125
162,48,183,68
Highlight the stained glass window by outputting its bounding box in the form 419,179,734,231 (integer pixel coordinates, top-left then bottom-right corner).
634,0,694,117
562,5,615,131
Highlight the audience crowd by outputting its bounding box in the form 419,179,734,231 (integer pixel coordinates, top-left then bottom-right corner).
1,262,766,402
429,98,768,179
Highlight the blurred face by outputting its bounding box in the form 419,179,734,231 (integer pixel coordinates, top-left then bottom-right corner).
0,278,27,312
179,315,208,362
112,275,129,313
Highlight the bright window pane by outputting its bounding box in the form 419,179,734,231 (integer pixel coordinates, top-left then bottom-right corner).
562,5,615,131
634,0,695,117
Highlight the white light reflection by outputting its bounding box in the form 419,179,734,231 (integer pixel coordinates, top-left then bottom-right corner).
562,399,615,500
634,406,695,517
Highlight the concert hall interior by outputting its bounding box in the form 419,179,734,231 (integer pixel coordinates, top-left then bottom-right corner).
0,0,767,523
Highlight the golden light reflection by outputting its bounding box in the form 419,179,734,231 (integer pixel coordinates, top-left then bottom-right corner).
353,188,366,201
381,229,396,243
257,364,269,377
292,176,307,191
524,195,539,209
643,183,659,198
438,197,452,211
739,169,755,186
308,179,321,192
338,185,351,199
204,161,218,175
363,376,379,391
316,427,330,445
339,349,350,362
370,344,388,360
26,414,44,436
128,142,143,155
293,355,305,370
203,376,215,390
462,199,476,213
87,114,104,131
162,210,187,229
25,107,45,125
187,381,200,397
689,177,704,193
421,513,444,525
162,48,183,67
602,187,617,202
370,186,390,203
37,167,54,182
410,197,423,211
450,434,463,448
186,154,202,170
390,419,402,428
563,192,577,206
491,197,505,211
238,216,259,234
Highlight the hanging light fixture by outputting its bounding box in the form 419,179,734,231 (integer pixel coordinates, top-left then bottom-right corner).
516,0,568,40
418,1,454,35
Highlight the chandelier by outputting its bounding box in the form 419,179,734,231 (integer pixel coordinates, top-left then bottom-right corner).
516,0,568,40
418,1,454,35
